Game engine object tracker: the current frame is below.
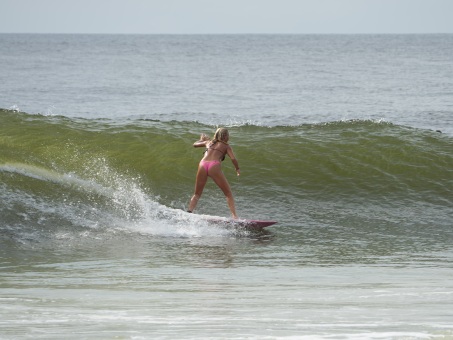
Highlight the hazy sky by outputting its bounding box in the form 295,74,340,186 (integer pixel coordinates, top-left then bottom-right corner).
1,0,453,34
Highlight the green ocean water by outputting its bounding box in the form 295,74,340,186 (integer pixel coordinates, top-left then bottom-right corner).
1,108,452,233
2,109,453,339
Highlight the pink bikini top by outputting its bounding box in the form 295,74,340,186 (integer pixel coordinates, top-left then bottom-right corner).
204,142,227,161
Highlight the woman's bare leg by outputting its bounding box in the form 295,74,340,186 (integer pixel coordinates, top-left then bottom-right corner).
209,166,238,219
188,166,207,212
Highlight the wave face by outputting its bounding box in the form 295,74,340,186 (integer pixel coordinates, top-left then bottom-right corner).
1,109,452,244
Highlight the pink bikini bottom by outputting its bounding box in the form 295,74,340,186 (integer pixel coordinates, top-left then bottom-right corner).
200,160,220,175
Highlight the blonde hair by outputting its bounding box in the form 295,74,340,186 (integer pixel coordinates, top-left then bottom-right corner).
212,128,229,144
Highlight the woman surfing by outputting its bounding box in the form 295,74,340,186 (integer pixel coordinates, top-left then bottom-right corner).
187,128,240,219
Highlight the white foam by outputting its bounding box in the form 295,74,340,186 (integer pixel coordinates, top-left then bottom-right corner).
1,161,244,240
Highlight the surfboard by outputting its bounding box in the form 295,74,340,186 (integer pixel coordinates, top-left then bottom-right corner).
205,217,277,230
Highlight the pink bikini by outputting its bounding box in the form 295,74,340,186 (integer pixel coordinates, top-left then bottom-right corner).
200,143,226,175
200,160,221,174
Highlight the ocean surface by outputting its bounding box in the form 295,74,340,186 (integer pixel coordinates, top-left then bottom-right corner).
1,34,453,339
